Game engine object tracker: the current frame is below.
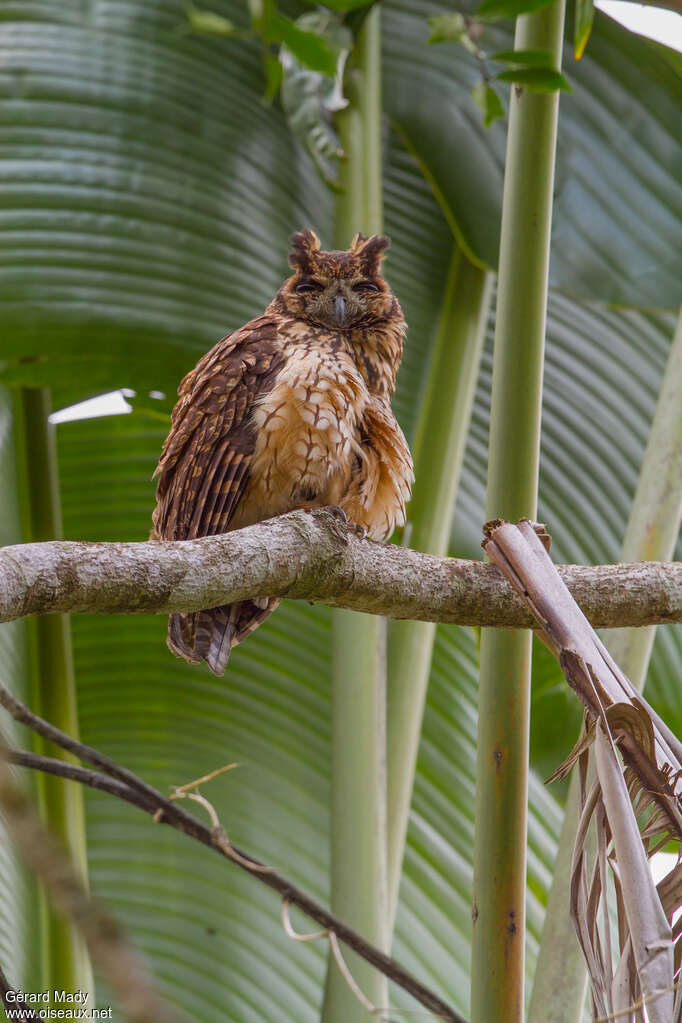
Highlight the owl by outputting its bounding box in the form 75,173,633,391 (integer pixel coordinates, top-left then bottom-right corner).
152,229,414,676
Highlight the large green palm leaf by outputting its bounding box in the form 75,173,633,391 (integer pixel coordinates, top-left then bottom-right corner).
384,0,682,308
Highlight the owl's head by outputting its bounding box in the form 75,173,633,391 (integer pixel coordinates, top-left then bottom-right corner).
280,229,398,331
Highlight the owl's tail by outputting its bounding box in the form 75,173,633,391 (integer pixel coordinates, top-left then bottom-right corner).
167,598,280,676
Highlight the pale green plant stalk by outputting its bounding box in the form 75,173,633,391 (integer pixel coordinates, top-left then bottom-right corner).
0,387,37,992
322,611,389,1021
13,389,92,1003
527,303,682,1023
470,2,566,1020
321,9,389,1021
601,305,682,676
386,250,492,925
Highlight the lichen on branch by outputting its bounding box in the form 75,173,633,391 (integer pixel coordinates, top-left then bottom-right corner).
0,508,680,629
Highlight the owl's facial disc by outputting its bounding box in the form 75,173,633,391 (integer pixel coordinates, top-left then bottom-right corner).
290,274,391,331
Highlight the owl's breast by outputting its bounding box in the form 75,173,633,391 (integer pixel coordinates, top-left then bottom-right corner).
231,343,368,526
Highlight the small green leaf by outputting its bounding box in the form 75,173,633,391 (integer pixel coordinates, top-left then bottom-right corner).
427,13,481,54
427,13,480,54
574,0,595,59
427,12,468,43
185,4,240,36
492,48,555,66
266,12,338,75
278,11,352,189
477,0,556,21
262,53,283,104
496,67,572,92
471,80,505,127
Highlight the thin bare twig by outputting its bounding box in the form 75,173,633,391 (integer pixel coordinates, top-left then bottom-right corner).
280,900,377,1014
327,931,379,1016
280,902,448,1023
593,978,682,1021
0,689,464,1023
168,781,274,873
281,898,328,942
0,965,40,1022
0,748,183,1023
173,764,239,793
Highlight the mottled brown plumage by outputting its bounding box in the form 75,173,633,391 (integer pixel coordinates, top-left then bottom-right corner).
152,229,414,675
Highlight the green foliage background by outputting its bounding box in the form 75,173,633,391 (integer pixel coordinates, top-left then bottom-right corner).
0,0,680,1018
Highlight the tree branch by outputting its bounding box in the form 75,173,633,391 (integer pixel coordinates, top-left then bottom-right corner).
0,509,680,629
0,965,40,1022
0,747,184,1023
0,686,465,1023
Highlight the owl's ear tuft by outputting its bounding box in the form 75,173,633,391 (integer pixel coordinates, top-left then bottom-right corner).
352,234,390,271
289,229,322,270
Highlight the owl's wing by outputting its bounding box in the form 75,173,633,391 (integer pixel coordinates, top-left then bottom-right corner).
347,398,414,541
152,315,284,542
153,316,285,676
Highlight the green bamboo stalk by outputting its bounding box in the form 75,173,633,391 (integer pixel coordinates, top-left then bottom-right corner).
470,3,566,1021
323,611,389,1021
0,387,40,991
602,306,682,677
13,388,92,1002
527,303,682,1023
321,9,389,1021
386,251,492,925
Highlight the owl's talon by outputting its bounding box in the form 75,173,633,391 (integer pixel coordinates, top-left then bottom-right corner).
324,506,366,538
325,505,347,524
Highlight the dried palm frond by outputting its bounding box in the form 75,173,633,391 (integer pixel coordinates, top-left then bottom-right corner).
483,518,682,1023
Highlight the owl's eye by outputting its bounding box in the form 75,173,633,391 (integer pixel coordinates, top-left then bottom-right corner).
353,281,380,293
295,280,324,294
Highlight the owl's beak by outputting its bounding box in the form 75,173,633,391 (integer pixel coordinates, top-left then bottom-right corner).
332,294,347,327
